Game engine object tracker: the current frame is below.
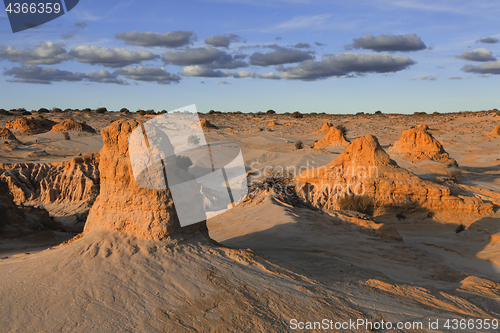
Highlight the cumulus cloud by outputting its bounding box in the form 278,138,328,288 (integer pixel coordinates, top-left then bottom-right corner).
69,45,159,67
249,45,314,66
351,34,427,52
3,65,130,85
205,34,242,48
420,75,437,81
162,46,246,69
87,69,128,85
449,76,462,79
233,70,257,78
458,48,496,62
3,65,85,84
476,37,499,44
461,60,500,75
294,42,311,49
260,72,281,80
115,30,194,47
114,66,181,84
0,42,72,65
280,52,416,81
180,65,232,78
315,42,326,46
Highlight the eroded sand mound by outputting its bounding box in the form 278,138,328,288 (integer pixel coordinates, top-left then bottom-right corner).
487,125,500,137
314,122,332,133
313,126,349,148
267,120,277,127
84,119,207,239
0,128,18,141
5,116,56,134
298,135,491,213
50,119,96,133
191,119,216,130
390,126,457,165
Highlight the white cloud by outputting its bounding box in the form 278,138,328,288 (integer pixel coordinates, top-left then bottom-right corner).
69,46,159,67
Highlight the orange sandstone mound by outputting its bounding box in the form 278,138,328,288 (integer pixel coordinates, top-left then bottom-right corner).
0,127,18,141
50,119,96,133
84,120,207,239
487,125,500,137
314,122,332,133
298,135,491,214
267,120,277,127
191,119,216,130
390,126,457,165
313,126,349,148
5,116,55,134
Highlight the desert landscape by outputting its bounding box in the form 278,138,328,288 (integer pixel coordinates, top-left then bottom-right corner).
0,107,499,332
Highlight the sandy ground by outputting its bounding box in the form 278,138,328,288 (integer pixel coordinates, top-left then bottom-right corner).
1,109,500,331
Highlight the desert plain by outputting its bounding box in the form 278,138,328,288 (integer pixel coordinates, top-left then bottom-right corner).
0,108,500,332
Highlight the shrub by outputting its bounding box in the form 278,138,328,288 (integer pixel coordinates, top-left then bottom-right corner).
52,107,62,113
455,223,466,234
266,109,276,114
120,108,129,113
448,169,462,183
335,124,347,136
159,110,168,114
396,212,406,220
95,107,107,114
38,108,50,113
248,167,301,206
338,195,374,215
295,141,303,150
208,110,215,115
63,108,72,112
137,110,146,116
375,110,382,115
292,111,303,119
82,108,92,112
62,132,70,140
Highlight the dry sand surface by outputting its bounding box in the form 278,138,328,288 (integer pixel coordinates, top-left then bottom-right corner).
1,109,500,332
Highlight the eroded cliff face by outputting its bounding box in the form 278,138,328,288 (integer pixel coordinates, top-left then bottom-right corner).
298,135,492,214
0,154,99,232
84,119,208,240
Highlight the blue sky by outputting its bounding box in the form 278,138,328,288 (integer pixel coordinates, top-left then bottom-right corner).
1,0,499,113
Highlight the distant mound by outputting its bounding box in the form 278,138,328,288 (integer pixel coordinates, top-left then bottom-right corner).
5,116,55,134
298,135,491,214
313,126,349,148
191,119,216,130
267,120,277,127
487,125,500,137
0,127,18,141
50,119,96,133
314,122,332,133
390,126,457,166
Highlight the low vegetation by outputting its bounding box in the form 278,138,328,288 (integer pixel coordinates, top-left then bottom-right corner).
338,194,374,215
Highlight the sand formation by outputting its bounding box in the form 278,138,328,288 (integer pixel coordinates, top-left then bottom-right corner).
0,154,99,232
5,116,56,134
390,125,457,165
191,119,216,130
314,122,332,133
84,120,207,239
313,126,350,148
487,125,500,137
0,128,18,141
50,119,96,133
267,120,277,127
298,135,491,213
